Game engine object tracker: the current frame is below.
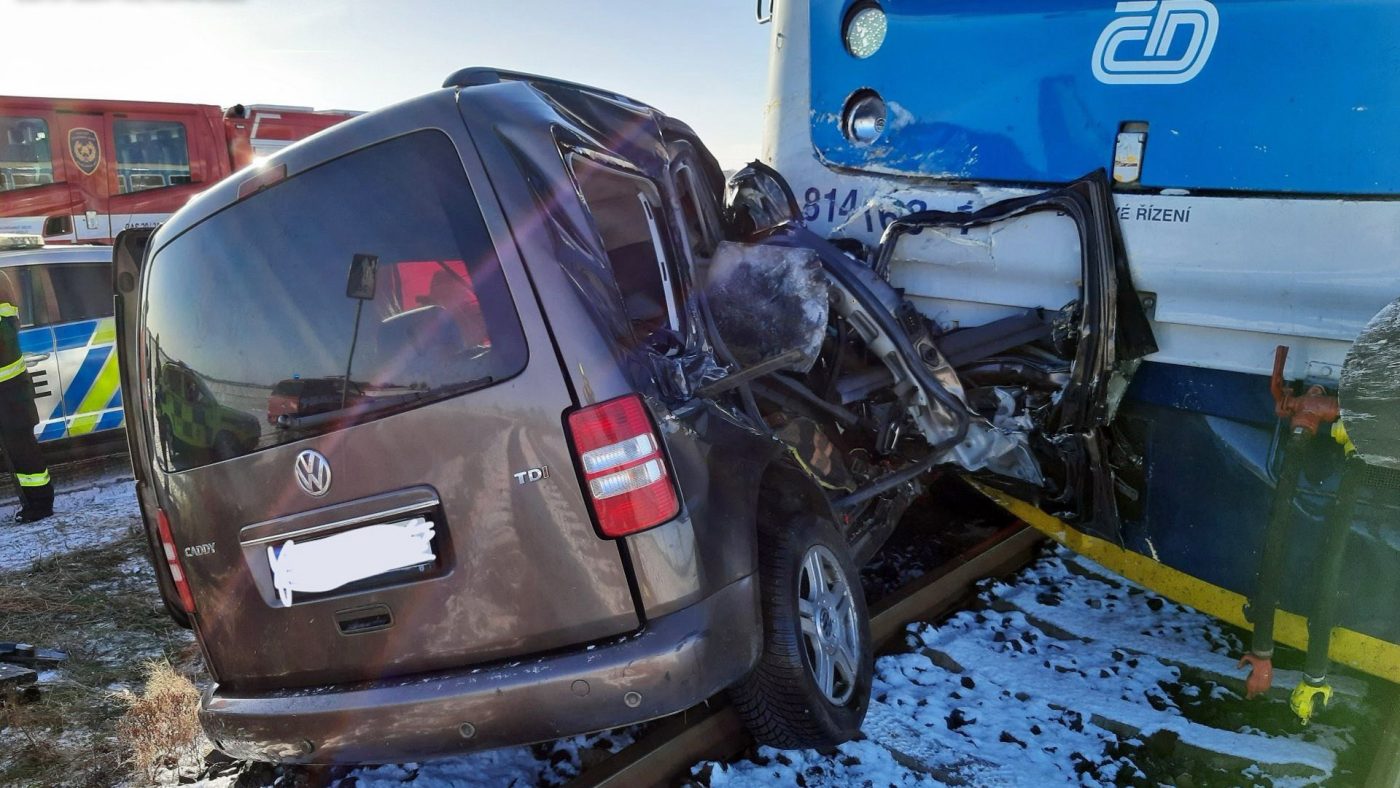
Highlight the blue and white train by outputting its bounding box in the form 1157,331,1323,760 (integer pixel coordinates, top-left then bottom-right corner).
760,0,1400,697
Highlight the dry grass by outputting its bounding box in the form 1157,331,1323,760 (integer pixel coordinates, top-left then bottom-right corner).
0,584,83,616
0,534,201,787
116,661,204,783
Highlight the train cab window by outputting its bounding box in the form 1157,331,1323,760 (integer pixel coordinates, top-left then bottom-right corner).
569,155,681,341
0,116,55,192
114,119,192,194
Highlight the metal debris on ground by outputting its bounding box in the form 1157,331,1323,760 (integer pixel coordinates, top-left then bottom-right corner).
0,662,36,698
0,642,68,667
0,642,65,704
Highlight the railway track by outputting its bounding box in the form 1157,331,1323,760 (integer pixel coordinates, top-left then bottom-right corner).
567,522,1045,788
546,495,1394,788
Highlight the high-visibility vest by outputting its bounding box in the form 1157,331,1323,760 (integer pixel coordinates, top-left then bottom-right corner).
0,303,23,384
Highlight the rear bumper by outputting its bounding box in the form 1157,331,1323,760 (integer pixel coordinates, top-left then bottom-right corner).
201,574,761,764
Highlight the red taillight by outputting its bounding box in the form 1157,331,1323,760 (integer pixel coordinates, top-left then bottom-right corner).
155,509,197,614
567,394,680,538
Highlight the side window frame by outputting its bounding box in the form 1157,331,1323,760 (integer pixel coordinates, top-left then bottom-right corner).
112,116,194,195
0,115,58,194
636,196,682,334
670,159,722,261
566,152,686,342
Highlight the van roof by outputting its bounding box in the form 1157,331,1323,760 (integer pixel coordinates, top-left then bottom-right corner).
150,67,717,256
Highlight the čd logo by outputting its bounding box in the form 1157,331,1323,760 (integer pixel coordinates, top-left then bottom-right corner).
1092,0,1219,85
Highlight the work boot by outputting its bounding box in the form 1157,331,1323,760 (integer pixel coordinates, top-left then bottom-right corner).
15,484,54,524
12,506,52,524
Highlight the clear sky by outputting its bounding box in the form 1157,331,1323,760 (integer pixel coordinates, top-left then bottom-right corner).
2,0,773,168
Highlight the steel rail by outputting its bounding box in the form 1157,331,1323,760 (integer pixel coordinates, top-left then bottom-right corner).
567,523,1043,788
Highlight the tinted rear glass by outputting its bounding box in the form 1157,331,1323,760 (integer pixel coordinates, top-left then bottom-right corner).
145,130,526,472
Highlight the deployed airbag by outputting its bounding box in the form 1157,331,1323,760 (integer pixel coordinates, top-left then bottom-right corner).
703,241,829,374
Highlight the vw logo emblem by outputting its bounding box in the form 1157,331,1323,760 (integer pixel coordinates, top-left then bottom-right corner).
294,449,332,497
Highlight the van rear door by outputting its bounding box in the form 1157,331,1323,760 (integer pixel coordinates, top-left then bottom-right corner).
138,129,639,690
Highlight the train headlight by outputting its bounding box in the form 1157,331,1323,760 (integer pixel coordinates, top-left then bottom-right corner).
842,90,887,145
843,2,887,59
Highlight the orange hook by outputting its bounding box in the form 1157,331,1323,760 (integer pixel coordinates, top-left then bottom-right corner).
1238,653,1274,699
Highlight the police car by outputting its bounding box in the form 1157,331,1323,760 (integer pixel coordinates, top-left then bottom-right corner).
0,234,122,449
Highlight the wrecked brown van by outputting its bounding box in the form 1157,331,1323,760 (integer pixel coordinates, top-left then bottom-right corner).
113,69,1151,764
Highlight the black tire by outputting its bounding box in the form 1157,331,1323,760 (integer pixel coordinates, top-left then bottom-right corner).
729,513,873,749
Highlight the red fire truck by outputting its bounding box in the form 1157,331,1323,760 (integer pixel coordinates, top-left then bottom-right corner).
0,97,356,243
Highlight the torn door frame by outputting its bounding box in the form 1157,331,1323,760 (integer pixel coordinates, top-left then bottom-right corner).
717,166,1156,532
866,170,1158,530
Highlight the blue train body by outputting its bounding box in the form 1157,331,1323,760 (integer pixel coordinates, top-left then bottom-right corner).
765,0,1400,679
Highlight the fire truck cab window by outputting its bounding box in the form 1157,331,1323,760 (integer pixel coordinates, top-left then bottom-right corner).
0,116,55,193
115,119,192,194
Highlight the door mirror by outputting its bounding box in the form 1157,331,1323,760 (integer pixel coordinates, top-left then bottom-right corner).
346,253,379,300
723,160,802,240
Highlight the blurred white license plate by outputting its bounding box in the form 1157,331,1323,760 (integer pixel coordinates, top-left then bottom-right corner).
266,516,436,606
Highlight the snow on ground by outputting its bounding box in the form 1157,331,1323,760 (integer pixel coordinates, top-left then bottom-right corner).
695,549,1364,787
996,554,1369,705
0,466,139,573
185,546,1370,788
346,728,643,787
179,547,1377,787
4,463,1375,787
0,455,203,787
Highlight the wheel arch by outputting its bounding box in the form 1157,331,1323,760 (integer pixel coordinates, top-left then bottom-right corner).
756,457,840,533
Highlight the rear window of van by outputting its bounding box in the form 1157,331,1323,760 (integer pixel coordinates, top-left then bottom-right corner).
144,130,527,472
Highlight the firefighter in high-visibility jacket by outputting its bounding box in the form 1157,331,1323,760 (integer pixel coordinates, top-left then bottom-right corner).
0,271,52,523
